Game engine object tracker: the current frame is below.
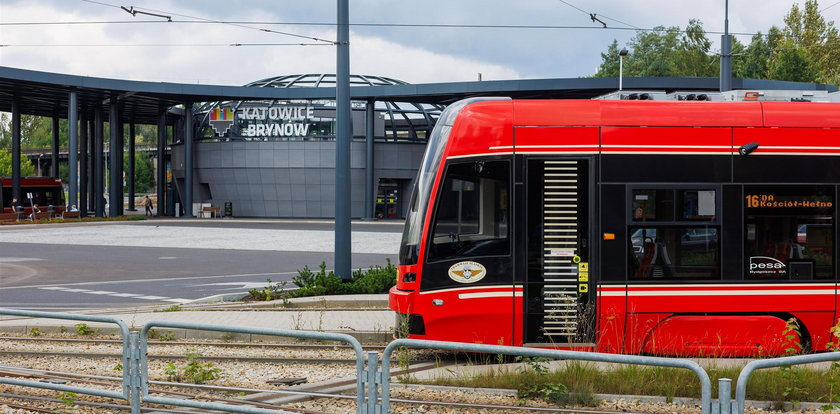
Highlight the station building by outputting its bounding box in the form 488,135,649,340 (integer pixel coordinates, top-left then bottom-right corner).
178,74,441,219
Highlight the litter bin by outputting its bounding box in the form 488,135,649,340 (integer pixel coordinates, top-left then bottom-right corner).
224,201,232,217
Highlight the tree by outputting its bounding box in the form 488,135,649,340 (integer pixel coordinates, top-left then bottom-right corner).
768,39,819,82
781,0,840,85
593,20,716,78
124,152,156,193
0,148,36,177
591,2,840,84
594,40,622,77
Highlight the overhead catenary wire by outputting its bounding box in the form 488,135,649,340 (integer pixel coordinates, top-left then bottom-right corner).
79,0,336,44
0,43,331,47
555,0,641,30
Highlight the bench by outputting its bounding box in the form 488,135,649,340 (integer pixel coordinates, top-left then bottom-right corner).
200,206,221,218
62,211,81,219
30,211,52,221
0,212,19,222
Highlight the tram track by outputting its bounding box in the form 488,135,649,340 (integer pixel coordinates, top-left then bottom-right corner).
0,365,656,414
0,336,695,413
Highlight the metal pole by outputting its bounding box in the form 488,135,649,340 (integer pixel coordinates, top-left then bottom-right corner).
79,107,88,215
127,122,136,210
51,115,60,178
109,98,121,218
157,111,166,217
720,0,732,92
183,102,194,218
94,106,104,217
335,0,352,281
364,100,375,220
68,91,78,209
619,55,624,91
11,97,21,202
719,378,732,414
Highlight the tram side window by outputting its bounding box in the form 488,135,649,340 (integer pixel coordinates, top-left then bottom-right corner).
744,185,834,280
427,160,510,262
629,188,720,280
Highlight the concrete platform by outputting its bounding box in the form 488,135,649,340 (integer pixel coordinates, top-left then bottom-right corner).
0,294,395,343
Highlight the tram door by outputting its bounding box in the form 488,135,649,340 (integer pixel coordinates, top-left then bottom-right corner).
522,158,594,346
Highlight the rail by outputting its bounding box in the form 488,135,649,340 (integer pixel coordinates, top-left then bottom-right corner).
0,309,133,410
139,320,368,414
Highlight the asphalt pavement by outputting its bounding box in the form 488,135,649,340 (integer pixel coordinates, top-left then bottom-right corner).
0,217,403,311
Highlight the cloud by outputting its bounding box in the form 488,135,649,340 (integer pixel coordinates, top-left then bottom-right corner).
0,2,519,85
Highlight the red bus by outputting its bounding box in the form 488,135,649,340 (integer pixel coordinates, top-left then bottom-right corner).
1,177,66,217
389,96,840,357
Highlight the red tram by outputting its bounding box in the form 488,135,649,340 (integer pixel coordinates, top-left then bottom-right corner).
1,177,66,216
389,96,840,357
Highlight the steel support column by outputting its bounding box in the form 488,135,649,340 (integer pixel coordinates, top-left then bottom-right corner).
117,120,124,216
51,115,60,178
11,98,21,202
127,122,135,211
94,106,104,217
157,112,166,217
720,0,732,92
183,102,194,218
364,100,375,220
109,99,121,218
89,117,97,214
335,0,352,280
79,108,88,216
68,91,78,209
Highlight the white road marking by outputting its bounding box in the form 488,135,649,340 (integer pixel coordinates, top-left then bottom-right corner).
194,282,277,290
36,286,191,303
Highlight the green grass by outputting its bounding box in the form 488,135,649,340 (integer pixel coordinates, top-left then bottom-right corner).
420,359,840,407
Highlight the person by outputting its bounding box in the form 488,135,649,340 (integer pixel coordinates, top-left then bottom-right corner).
144,195,154,216
9,197,21,214
29,203,41,220
69,204,79,212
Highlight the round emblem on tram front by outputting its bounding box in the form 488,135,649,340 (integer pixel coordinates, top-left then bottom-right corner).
448,261,487,284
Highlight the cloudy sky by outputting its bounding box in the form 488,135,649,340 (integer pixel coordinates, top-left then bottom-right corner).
1,0,837,86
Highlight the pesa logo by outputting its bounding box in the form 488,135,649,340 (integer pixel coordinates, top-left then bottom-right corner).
749,256,786,276
448,261,487,284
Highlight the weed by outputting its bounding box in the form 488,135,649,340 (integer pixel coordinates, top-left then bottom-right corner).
154,304,182,313
59,326,68,333
247,278,291,302
74,323,98,336
113,363,123,371
148,329,177,341
290,259,397,298
165,351,222,384
821,318,840,410
57,391,77,409
29,327,41,337
778,318,807,408
221,332,236,342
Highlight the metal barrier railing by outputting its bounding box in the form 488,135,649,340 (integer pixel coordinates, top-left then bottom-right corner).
5,308,838,414
376,339,713,414
734,351,840,414
0,308,136,413
138,321,368,414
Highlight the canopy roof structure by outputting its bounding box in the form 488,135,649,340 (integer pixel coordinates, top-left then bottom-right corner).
2,66,836,124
